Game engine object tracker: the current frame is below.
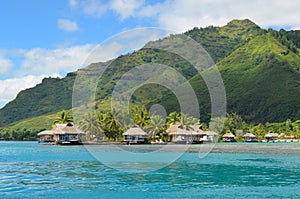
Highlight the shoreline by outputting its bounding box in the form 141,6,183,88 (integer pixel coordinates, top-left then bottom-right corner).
82,142,300,155
3,141,300,155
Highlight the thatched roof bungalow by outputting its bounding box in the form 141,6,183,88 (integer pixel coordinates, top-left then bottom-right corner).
166,124,204,144
243,132,257,142
38,122,85,145
37,130,55,143
222,132,236,142
53,123,85,144
265,132,279,142
123,125,148,144
202,131,218,142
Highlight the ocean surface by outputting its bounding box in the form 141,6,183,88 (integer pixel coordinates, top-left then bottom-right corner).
1,142,300,198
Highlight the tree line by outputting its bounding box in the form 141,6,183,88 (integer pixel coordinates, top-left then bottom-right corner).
78,106,201,142
2,109,300,142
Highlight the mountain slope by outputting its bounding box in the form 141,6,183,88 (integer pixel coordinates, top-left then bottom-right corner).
189,33,300,123
0,76,75,127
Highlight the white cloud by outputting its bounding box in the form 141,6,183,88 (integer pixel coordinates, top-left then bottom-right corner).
20,44,95,76
69,0,78,8
137,0,300,32
136,3,162,18
0,75,55,107
83,0,107,17
18,42,125,76
67,0,300,31
0,55,13,75
109,0,144,19
68,0,144,19
70,0,107,17
58,19,79,32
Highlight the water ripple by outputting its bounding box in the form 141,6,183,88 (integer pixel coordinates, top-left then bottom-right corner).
1,142,300,198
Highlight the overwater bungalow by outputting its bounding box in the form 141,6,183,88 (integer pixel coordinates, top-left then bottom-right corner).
37,122,85,145
202,131,218,142
243,132,258,142
222,132,236,142
278,133,296,142
37,130,55,143
166,124,204,144
265,132,279,142
123,125,148,144
53,123,85,144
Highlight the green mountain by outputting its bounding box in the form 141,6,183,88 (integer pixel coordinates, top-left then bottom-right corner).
1,19,300,131
189,33,300,123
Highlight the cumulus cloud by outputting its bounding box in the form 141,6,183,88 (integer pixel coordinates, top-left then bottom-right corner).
67,0,300,31
68,0,144,19
136,0,300,32
69,0,108,17
58,18,79,32
109,0,144,19
83,0,107,17
0,75,57,107
19,44,95,76
18,42,124,76
0,55,13,75
69,0,78,8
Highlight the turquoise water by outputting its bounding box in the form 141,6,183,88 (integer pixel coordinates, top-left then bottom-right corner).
1,142,300,198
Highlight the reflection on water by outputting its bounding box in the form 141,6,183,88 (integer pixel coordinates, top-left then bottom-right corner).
1,142,300,198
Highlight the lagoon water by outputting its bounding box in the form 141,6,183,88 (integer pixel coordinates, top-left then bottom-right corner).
1,142,300,198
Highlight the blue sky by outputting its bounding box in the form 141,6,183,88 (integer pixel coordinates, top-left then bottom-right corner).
0,0,299,108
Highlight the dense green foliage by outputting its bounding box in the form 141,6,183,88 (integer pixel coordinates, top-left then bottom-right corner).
0,113,56,140
216,34,300,122
268,28,300,53
186,19,264,62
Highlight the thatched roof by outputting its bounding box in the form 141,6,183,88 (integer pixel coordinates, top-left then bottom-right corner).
37,123,84,137
166,124,202,136
205,131,218,136
37,130,55,136
222,132,235,138
284,135,295,139
123,126,147,136
265,132,279,138
279,133,295,139
166,124,180,133
190,125,206,135
243,132,256,138
53,123,85,135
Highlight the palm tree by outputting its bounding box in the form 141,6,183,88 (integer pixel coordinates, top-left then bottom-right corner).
179,113,199,130
167,111,181,125
79,112,103,141
250,123,266,141
132,106,150,128
98,111,123,141
53,110,73,124
145,115,165,141
105,111,122,141
223,112,246,133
